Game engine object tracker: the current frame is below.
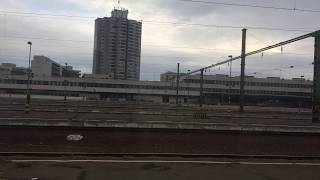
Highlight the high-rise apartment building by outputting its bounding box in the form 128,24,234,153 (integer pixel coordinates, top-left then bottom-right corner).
92,8,142,81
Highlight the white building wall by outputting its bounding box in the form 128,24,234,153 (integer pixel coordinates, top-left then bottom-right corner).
31,58,52,77
0,75,313,104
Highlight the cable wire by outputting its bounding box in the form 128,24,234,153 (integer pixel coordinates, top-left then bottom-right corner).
0,10,316,32
179,0,320,13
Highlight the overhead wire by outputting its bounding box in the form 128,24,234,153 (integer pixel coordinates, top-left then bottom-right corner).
142,20,313,32
0,34,314,56
247,31,271,47
0,35,240,52
0,8,317,80
179,0,320,13
0,10,317,32
0,54,204,69
183,31,317,78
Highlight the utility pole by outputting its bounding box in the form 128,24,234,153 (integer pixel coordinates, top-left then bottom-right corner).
240,29,247,112
64,62,68,102
187,70,191,106
25,41,32,113
299,75,304,112
200,68,204,107
228,55,233,106
176,62,180,106
313,31,320,122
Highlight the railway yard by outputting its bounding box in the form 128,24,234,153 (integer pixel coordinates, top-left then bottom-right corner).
0,98,320,179
0,98,313,125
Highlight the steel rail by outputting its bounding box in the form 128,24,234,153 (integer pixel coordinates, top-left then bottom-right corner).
0,107,311,120
2,152,320,160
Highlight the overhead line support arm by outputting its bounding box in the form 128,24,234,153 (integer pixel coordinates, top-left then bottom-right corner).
184,31,317,78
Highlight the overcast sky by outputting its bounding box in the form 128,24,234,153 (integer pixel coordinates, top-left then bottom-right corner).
0,0,319,80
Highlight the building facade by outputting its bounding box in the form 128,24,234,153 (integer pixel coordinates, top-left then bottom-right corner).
92,8,142,81
0,73,313,107
160,71,187,82
31,56,81,78
0,63,27,76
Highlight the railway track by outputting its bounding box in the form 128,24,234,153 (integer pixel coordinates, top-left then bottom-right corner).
0,117,316,128
0,106,311,119
2,152,320,161
0,107,313,126
0,102,203,111
0,109,312,125
0,101,311,113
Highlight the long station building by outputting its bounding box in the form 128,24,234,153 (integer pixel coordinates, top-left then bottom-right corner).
0,73,313,107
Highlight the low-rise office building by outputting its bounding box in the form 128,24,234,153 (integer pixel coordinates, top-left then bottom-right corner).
0,73,312,107
32,56,81,78
160,71,187,82
0,63,28,76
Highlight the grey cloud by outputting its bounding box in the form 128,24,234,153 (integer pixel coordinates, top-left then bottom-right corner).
0,0,319,80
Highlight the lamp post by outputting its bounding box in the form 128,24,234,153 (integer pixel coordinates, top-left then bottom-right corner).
228,55,233,106
26,41,32,112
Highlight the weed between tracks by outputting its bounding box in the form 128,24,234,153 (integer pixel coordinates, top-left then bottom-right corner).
141,163,171,171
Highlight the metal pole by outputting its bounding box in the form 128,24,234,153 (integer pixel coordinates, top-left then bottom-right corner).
176,63,180,106
184,31,315,77
299,75,304,112
228,55,233,106
240,29,247,112
64,63,68,102
187,70,190,106
313,32,320,122
64,80,68,101
200,69,204,107
26,41,32,108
